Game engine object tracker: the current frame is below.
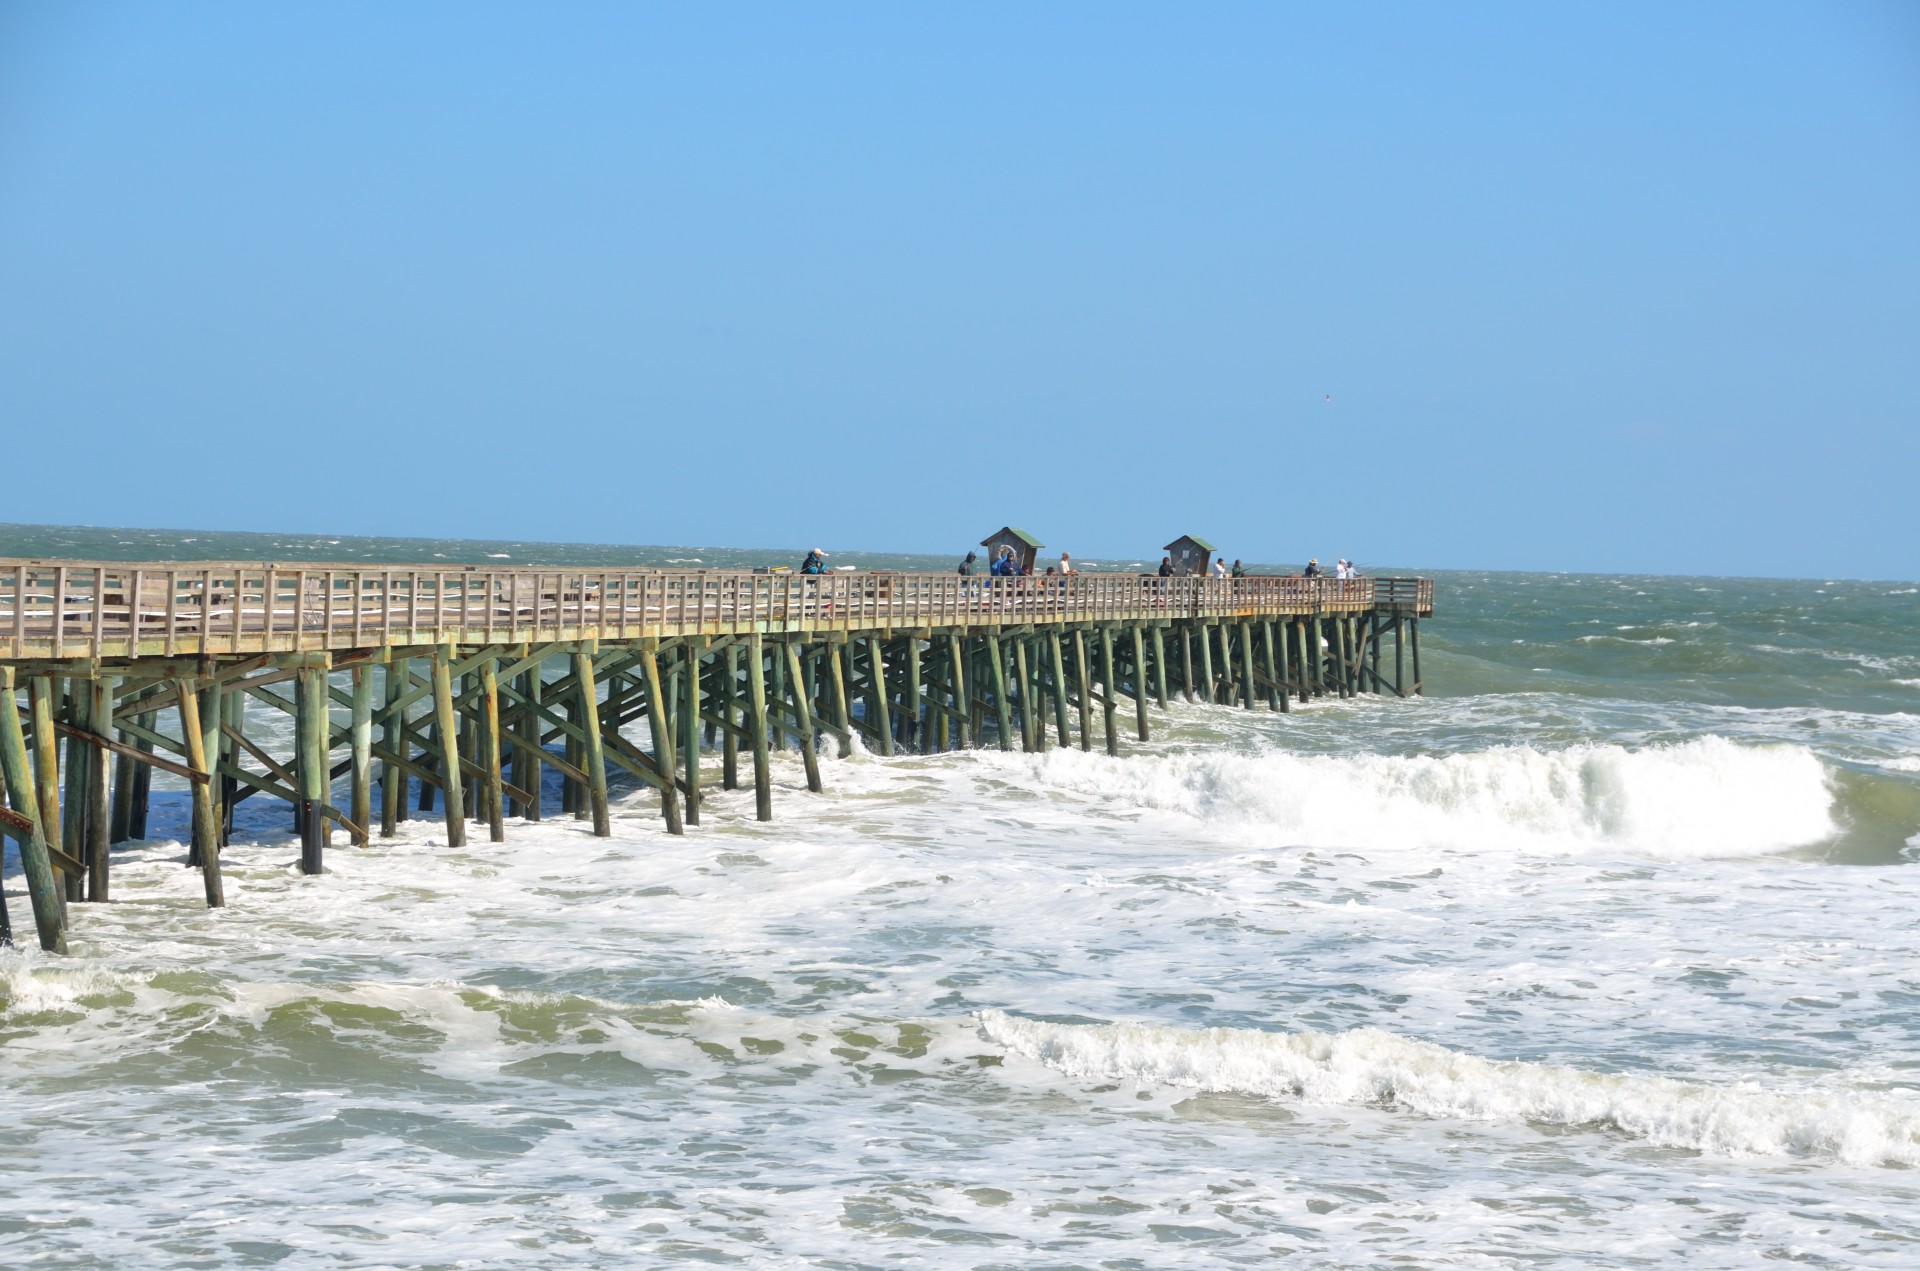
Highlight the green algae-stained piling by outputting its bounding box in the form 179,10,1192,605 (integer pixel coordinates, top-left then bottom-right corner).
0,560,1432,949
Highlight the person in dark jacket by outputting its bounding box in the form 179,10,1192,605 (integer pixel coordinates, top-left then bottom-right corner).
1303,558,1322,578
800,549,828,575
958,551,977,576
1158,556,1174,577
990,547,1017,577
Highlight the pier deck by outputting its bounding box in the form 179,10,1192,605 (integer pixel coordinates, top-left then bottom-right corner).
0,560,1433,953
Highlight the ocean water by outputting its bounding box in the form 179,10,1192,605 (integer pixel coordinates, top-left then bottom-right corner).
3,525,1920,1268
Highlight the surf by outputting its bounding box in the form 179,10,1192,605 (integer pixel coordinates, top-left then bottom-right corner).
979,1010,1920,1167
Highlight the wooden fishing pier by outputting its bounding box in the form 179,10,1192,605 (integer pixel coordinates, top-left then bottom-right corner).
0,560,1433,952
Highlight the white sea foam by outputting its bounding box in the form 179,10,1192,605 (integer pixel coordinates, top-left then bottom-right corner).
978,1011,1920,1167
1577,634,1675,645
1017,736,1838,859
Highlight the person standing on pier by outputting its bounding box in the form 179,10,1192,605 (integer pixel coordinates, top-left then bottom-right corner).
1211,556,1228,579
958,551,977,576
1231,559,1246,578
1059,551,1076,575
801,548,828,575
1304,558,1322,577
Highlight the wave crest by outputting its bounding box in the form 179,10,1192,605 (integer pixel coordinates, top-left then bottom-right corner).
978,1010,1920,1167
1026,736,1837,858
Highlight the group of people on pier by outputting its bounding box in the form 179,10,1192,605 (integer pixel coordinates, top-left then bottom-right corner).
1301,558,1360,579
800,545,1362,580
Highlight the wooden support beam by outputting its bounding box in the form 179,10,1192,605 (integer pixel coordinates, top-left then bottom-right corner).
1410,618,1422,694
52,721,207,784
747,634,772,821
222,719,297,792
1151,625,1169,711
1098,627,1119,757
1046,631,1071,748
0,668,66,952
905,637,922,753
1180,625,1195,703
59,681,86,900
381,658,406,836
866,636,894,757
86,678,111,902
212,754,367,841
1131,626,1151,741
431,646,466,848
1263,621,1286,713
296,665,330,872
783,642,822,793
943,634,971,750
109,729,135,844
1196,622,1216,708
721,646,740,790
479,657,504,843
1370,611,1384,695
1010,636,1036,753
349,666,373,845
1394,615,1405,697
827,643,852,758
198,682,224,858
571,651,611,837
130,712,154,840
985,633,1013,752
1338,617,1355,698
638,646,684,833
1239,621,1259,711
681,644,702,826
175,680,225,907
28,677,69,902
1072,630,1092,752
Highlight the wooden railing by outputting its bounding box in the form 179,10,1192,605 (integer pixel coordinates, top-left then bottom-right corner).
0,562,1434,660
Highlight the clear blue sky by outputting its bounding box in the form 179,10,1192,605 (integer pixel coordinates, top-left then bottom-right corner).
2,3,1915,577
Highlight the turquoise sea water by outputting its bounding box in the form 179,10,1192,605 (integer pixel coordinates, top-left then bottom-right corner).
2,523,1918,1268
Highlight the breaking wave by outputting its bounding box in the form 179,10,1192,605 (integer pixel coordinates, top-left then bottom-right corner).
979,1011,1920,1167
1023,736,1839,858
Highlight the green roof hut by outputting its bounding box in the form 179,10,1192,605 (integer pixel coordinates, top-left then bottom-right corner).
1164,534,1216,577
981,527,1044,575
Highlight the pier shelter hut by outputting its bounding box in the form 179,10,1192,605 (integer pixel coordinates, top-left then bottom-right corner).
1164,535,1216,576
981,527,1043,575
